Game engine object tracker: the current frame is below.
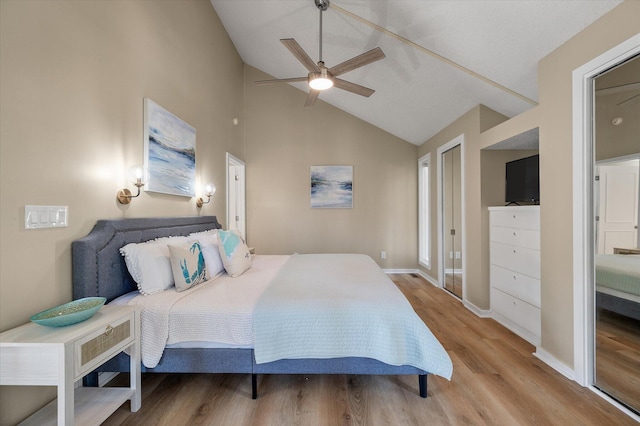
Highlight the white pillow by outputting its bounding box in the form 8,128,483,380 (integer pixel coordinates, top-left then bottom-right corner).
197,235,225,280
169,241,207,292
217,230,252,277
120,236,188,295
188,228,219,237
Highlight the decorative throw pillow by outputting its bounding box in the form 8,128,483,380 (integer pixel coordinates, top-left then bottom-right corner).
168,241,207,292
197,235,225,280
188,228,219,238
217,230,252,277
120,236,188,295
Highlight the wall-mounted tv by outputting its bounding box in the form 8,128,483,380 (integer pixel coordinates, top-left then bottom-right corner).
505,154,539,205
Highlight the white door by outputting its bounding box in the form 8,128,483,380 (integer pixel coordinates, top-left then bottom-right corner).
226,153,246,239
596,161,639,254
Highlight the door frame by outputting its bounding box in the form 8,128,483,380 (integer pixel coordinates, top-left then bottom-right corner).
226,152,246,238
437,134,466,300
572,33,640,419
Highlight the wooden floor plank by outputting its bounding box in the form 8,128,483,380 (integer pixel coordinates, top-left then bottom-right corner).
102,273,638,425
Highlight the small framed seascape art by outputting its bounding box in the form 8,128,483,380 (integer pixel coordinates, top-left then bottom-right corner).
144,98,196,197
310,165,353,208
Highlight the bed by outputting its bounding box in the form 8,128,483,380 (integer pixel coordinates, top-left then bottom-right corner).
595,253,640,321
72,216,452,399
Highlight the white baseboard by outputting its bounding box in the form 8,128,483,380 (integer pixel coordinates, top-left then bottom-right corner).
382,268,419,274
416,270,439,287
464,301,492,318
533,348,575,381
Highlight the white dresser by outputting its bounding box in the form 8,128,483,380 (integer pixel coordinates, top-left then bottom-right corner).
489,206,540,346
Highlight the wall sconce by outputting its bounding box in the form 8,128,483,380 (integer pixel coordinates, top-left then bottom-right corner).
196,183,216,208
117,165,149,204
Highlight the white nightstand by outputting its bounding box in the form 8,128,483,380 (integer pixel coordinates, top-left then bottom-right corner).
0,305,141,426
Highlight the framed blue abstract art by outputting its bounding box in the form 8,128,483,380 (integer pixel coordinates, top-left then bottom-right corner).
310,165,353,208
144,98,196,197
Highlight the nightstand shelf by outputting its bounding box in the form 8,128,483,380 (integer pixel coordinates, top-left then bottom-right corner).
0,305,140,426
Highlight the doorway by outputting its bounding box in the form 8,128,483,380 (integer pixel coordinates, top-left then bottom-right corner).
438,134,465,299
572,33,640,420
226,153,246,239
592,54,640,414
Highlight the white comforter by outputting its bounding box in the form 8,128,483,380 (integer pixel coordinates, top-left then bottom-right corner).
253,254,453,380
127,255,289,368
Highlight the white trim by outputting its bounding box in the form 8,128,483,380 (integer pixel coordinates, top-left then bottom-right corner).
418,153,431,269
416,269,439,287
382,268,420,274
226,153,246,238
463,301,492,318
492,311,541,346
588,388,640,423
437,134,466,300
534,348,575,381
572,34,640,389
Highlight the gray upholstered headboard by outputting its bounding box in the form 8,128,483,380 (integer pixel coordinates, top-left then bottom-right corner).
72,216,222,302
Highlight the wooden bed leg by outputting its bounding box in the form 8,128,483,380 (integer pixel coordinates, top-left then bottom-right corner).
252,373,258,400
419,374,427,398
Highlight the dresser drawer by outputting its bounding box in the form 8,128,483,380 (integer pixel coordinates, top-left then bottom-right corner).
490,226,539,250
491,288,541,337
74,312,135,378
490,242,540,279
490,209,540,230
491,264,541,308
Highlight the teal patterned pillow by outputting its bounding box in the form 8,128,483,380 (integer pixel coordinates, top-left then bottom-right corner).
217,230,252,277
168,241,207,292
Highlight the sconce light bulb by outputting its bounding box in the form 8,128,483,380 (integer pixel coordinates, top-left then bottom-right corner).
126,165,149,186
205,183,216,197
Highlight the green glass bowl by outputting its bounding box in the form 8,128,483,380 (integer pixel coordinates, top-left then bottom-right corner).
30,297,107,327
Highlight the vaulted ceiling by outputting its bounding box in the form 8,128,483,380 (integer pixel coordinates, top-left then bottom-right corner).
211,0,622,145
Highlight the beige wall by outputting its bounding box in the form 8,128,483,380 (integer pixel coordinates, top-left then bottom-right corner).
417,105,510,310
243,66,418,268
0,1,243,423
419,0,639,369
537,0,640,366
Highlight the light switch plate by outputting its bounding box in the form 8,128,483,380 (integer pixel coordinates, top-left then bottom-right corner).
25,205,68,229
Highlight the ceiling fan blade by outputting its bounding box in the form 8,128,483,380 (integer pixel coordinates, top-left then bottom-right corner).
304,90,320,107
255,77,308,85
333,78,375,97
329,47,385,77
281,38,321,73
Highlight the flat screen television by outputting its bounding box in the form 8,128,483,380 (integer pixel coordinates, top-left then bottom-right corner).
505,154,539,205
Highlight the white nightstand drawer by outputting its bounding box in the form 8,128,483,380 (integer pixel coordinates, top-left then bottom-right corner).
490,226,540,250
490,242,540,279
74,312,134,378
490,264,541,308
491,287,541,337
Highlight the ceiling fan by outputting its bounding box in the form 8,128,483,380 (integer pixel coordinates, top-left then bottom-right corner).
255,0,385,107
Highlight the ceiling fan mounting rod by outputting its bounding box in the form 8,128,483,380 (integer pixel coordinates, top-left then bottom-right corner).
316,0,329,62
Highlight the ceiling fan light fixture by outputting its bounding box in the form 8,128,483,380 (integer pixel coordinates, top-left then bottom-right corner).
309,68,333,91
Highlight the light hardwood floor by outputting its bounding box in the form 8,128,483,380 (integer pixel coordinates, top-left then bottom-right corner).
103,273,637,425
595,307,640,412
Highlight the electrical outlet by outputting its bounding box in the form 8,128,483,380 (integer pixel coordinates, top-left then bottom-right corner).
449,251,454,259
455,251,461,259
380,251,386,259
